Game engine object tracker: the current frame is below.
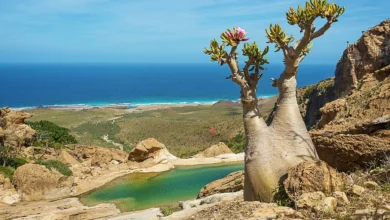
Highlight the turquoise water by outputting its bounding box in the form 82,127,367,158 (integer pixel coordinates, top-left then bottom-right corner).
80,162,244,211
0,63,335,108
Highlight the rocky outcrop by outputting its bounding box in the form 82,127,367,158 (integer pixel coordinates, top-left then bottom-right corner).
305,20,390,171
283,161,350,200
197,170,244,199
13,164,73,201
297,78,336,128
0,107,35,147
0,197,120,220
128,138,177,165
172,198,303,220
69,145,128,166
193,142,233,158
334,19,390,98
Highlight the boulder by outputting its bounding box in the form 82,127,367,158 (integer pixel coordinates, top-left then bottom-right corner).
332,191,349,206
197,170,244,199
3,178,13,190
2,193,20,205
284,161,350,200
318,197,337,213
350,185,365,196
0,107,35,147
364,181,379,189
296,191,326,209
128,138,176,164
13,164,72,201
58,150,79,166
193,142,233,158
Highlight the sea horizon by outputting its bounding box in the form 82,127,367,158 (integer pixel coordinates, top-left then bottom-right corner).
1,63,335,109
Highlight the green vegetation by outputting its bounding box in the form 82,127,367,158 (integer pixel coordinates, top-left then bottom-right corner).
160,207,174,216
35,160,73,176
27,104,270,158
317,79,334,95
0,166,15,180
223,131,246,153
303,86,315,98
0,157,27,169
27,120,77,145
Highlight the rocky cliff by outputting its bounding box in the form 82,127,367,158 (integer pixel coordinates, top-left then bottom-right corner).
304,19,390,171
0,107,35,147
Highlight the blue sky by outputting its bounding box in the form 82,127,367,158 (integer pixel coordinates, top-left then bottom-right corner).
0,0,388,64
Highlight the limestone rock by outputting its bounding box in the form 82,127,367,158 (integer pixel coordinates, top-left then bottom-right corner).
284,161,349,199
334,19,390,98
350,185,365,196
364,181,379,189
58,149,79,166
69,145,128,166
296,191,325,209
332,191,349,206
13,164,72,201
173,198,304,220
2,193,20,205
308,20,390,171
128,138,177,164
197,170,244,199
318,197,338,213
181,191,243,210
193,142,233,158
3,177,13,190
0,107,35,147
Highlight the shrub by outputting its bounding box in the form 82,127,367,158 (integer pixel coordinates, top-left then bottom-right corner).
303,86,315,98
160,207,174,216
27,120,77,145
0,157,28,169
0,166,15,180
222,131,246,153
35,160,73,176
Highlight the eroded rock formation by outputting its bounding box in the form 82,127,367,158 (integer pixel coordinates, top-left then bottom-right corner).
197,170,244,199
193,142,233,158
13,164,73,201
0,107,35,147
128,138,177,165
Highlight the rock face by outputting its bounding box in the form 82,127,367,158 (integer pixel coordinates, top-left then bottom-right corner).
284,161,350,200
128,138,177,164
69,145,128,166
13,164,73,201
303,20,390,171
193,142,233,158
297,78,336,128
0,107,35,147
334,19,390,98
197,170,244,199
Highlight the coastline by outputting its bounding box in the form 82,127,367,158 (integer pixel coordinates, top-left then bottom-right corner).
9,95,277,112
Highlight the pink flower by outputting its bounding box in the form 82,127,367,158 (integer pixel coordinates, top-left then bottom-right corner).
225,30,233,39
241,38,249,41
236,26,246,38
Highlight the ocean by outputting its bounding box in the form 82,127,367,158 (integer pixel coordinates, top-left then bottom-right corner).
0,63,335,109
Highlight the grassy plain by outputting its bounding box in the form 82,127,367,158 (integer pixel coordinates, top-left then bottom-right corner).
26,102,274,158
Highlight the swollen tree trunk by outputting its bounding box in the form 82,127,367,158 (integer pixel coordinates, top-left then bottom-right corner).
243,67,319,202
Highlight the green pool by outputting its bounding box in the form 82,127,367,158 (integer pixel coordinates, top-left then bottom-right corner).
79,162,244,211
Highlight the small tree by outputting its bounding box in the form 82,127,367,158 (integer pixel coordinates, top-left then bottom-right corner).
204,0,345,202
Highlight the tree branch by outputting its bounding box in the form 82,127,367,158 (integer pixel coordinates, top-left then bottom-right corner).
226,46,247,89
293,18,315,58
310,21,332,40
276,38,289,59
243,57,254,82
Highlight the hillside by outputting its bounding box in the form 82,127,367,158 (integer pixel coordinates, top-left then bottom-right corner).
296,19,390,171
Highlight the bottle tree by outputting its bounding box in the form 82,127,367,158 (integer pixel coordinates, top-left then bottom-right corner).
204,0,345,202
